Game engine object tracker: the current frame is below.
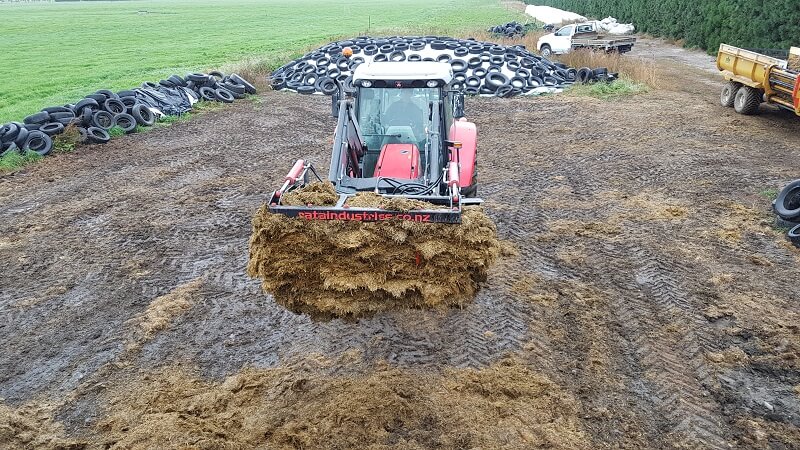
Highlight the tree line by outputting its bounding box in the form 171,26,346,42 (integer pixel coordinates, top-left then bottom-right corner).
526,0,799,54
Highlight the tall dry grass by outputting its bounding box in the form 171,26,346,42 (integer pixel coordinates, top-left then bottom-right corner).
468,28,549,54
554,49,661,87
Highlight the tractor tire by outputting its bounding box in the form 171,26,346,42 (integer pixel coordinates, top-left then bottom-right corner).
720,81,740,107
461,166,478,198
733,86,761,115
775,180,800,220
540,44,552,58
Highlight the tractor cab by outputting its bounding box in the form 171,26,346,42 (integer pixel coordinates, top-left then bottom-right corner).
328,62,473,198
266,61,478,224
353,62,455,180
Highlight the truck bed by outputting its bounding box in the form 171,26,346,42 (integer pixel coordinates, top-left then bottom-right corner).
571,36,636,52
717,43,799,115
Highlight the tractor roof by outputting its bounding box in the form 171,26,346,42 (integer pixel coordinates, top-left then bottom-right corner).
353,61,453,84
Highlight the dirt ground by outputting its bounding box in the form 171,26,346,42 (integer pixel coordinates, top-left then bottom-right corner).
1,39,799,449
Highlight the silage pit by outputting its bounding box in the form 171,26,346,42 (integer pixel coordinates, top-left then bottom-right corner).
247,182,503,319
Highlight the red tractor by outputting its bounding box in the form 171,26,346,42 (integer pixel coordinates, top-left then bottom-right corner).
269,61,479,224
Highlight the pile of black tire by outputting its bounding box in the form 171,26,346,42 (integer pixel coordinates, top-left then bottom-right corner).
269,36,612,98
488,21,528,38
773,180,800,248
0,72,255,158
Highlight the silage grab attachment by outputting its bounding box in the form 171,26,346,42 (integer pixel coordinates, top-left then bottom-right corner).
268,159,466,224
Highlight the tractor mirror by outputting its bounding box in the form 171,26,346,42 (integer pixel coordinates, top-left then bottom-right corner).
453,92,465,118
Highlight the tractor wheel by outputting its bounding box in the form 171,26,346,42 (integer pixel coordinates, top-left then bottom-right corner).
720,81,740,107
461,165,478,198
733,86,761,115
540,44,552,58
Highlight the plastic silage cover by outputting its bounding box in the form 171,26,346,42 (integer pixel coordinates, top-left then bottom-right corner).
524,5,586,24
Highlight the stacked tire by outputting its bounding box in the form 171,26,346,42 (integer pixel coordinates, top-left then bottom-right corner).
488,21,527,38
774,180,800,248
270,35,593,98
0,72,256,159
574,67,619,84
181,72,257,103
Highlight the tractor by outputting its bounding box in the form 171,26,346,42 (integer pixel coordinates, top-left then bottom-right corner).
268,61,479,224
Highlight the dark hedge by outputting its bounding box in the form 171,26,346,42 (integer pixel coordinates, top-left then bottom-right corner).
526,0,799,54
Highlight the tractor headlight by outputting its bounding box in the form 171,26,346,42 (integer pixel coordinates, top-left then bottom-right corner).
361,80,372,87
426,80,439,88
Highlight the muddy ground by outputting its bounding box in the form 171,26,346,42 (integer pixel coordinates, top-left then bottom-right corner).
1,39,799,448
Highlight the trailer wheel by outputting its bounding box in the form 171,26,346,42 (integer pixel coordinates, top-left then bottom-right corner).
720,81,740,107
733,86,760,115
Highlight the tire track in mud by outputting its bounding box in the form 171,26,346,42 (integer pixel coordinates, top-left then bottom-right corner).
606,241,730,448
1,51,800,446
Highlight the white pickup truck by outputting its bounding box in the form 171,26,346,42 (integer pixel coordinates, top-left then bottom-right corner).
537,22,636,57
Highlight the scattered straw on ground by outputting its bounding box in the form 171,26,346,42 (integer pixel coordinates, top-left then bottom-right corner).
94,357,588,449
125,279,202,351
0,401,83,449
248,182,502,318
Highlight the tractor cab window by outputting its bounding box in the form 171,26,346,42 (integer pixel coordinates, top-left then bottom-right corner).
358,87,439,149
357,87,440,177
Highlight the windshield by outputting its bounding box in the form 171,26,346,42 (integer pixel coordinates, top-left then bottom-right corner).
555,25,574,36
357,87,439,156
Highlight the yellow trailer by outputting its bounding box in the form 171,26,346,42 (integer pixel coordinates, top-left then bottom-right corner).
716,44,800,116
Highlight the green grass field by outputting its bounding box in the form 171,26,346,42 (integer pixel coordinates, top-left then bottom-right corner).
0,0,524,123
